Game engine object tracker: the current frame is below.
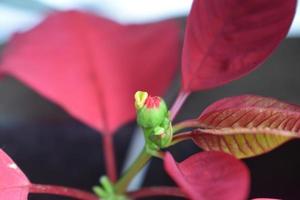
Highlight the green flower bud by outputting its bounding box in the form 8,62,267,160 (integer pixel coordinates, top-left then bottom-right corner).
150,120,173,148
135,91,168,129
134,91,173,155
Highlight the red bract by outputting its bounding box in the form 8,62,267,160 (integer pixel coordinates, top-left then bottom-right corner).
0,150,30,200
164,151,250,200
191,95,300,158
181,0,296,91
0,11,180,134
0,150,99,200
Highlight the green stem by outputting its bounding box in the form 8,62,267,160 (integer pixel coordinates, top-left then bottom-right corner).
170,131,194,146
173,119,201,133
115,148,151,194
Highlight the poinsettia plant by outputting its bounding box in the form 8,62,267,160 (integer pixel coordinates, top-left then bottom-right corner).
0,0,297,199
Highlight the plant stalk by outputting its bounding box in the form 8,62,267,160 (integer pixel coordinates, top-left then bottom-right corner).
103,134,117,182
29,184,98,200
173,119,201,133
170,90,190,120
128,186,186,199
171,131,194,146
115,148,151,194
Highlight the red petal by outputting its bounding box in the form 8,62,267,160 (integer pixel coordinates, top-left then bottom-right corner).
0,150,30,200
182,0,296,91
0,11,180,134
164,151,250,200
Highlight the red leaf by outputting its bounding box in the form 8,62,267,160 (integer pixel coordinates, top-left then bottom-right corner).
192,95,300,158
182,0,296,91
0,150,30,200
0,11,180,134
164,151,250,200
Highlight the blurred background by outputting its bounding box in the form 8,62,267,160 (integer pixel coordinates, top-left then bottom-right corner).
0,1,300,199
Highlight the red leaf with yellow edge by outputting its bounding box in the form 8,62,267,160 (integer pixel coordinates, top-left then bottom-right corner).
0,149,30,200
0,11,180,134
182,0,296,91
191,95,300,158
164,151,250,200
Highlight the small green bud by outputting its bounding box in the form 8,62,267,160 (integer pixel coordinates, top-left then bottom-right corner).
135,91,168,128
150,122,172,148
134,91,173,155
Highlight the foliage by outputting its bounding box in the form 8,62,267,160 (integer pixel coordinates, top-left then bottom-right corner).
0,0,297,199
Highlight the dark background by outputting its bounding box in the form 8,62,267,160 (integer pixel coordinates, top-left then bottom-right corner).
0,38,300,199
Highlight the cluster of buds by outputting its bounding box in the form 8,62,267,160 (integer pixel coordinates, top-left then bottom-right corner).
135,91,173,155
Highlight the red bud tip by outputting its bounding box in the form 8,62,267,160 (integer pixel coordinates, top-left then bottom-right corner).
145,96,161,108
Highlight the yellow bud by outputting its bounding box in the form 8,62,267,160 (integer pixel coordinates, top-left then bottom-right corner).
135,91,148,109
